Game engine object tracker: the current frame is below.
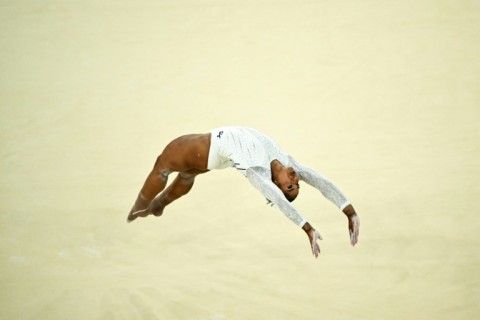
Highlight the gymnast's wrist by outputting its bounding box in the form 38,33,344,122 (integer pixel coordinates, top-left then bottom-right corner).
342,204,356,217
302,222,313,233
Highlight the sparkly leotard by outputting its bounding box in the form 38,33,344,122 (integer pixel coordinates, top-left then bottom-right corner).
208,127,350,227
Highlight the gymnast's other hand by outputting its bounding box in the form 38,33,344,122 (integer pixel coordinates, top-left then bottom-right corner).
303,222,322,258
348,213,360,246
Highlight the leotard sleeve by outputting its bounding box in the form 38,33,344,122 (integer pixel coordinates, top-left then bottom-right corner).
246,166,307,227
289,156,350,210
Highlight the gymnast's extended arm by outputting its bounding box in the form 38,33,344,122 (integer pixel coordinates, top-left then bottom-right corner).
289,156,360,246
246,166,307,227
245,167,323,257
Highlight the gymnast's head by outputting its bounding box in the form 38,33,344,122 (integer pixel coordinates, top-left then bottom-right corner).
273,166,300,202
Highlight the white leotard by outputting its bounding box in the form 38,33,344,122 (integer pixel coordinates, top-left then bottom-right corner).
208,127,289,173
207,126,350,227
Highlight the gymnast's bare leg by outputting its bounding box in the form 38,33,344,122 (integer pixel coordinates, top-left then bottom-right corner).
127,133,211,222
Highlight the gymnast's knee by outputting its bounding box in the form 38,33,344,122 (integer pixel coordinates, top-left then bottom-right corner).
158,168,171,180
152,155,171,178
179,171,195,183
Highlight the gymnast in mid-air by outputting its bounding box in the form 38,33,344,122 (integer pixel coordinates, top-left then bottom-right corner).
128,126,360,258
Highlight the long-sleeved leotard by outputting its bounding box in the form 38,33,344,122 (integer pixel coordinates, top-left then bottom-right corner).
207,127,350,227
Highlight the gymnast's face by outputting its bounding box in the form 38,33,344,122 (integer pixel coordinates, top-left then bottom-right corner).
274,166,300,202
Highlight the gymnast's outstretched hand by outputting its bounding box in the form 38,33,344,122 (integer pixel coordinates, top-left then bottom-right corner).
348,213,360,246
303,222,322,258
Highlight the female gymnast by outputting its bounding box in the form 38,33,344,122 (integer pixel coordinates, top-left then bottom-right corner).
127,126,360,258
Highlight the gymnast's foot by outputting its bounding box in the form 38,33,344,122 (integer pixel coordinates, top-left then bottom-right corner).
127,205,164,223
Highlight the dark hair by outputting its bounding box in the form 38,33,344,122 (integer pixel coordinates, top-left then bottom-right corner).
285,193,297,202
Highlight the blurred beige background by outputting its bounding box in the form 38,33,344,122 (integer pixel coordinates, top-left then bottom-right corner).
1,0,479,319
